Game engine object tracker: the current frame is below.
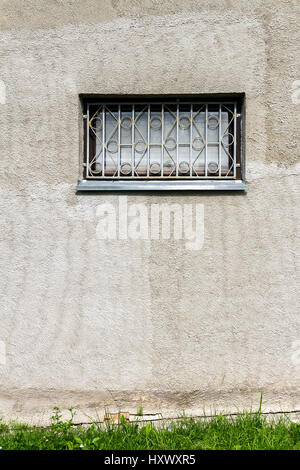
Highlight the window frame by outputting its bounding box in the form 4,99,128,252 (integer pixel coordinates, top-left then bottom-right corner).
77,94,246,191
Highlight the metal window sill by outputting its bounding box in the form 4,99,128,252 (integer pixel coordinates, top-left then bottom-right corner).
77,179,247,191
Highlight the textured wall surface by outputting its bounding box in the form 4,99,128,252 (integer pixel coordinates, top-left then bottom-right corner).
0,0,299,424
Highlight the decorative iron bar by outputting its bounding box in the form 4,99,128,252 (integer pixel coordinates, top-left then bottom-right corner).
85,101,239,179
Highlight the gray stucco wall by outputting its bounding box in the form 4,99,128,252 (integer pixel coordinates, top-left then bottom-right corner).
0,0,299,424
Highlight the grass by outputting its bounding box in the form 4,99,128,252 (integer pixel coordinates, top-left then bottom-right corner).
0,407,299,450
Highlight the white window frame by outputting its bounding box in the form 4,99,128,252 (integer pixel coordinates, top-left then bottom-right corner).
77,95,246,191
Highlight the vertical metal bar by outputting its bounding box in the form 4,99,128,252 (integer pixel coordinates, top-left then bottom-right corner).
86,103,90,178
102,105,105,177
147,104,150,177
205,104,208,177
131,104,135,177
233,102,237,178
161,104,164,177
118,104,121,177
218,104,222,177
190,103,192,176
176,103,179,176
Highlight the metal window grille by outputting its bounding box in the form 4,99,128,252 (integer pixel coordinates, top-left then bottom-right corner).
79,98,245,190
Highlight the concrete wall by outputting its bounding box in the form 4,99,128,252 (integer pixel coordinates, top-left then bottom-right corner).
0,0,299,424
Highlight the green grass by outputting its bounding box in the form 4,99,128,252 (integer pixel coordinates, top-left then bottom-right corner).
0,407,299,450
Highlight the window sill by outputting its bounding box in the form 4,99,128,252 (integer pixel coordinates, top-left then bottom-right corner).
76,179,247,191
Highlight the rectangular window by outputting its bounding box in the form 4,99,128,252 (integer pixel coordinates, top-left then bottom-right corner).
78,96,246,190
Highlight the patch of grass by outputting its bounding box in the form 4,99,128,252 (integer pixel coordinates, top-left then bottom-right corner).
0,408,299,450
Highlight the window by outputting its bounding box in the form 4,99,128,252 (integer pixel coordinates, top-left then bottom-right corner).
78,95,246,190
